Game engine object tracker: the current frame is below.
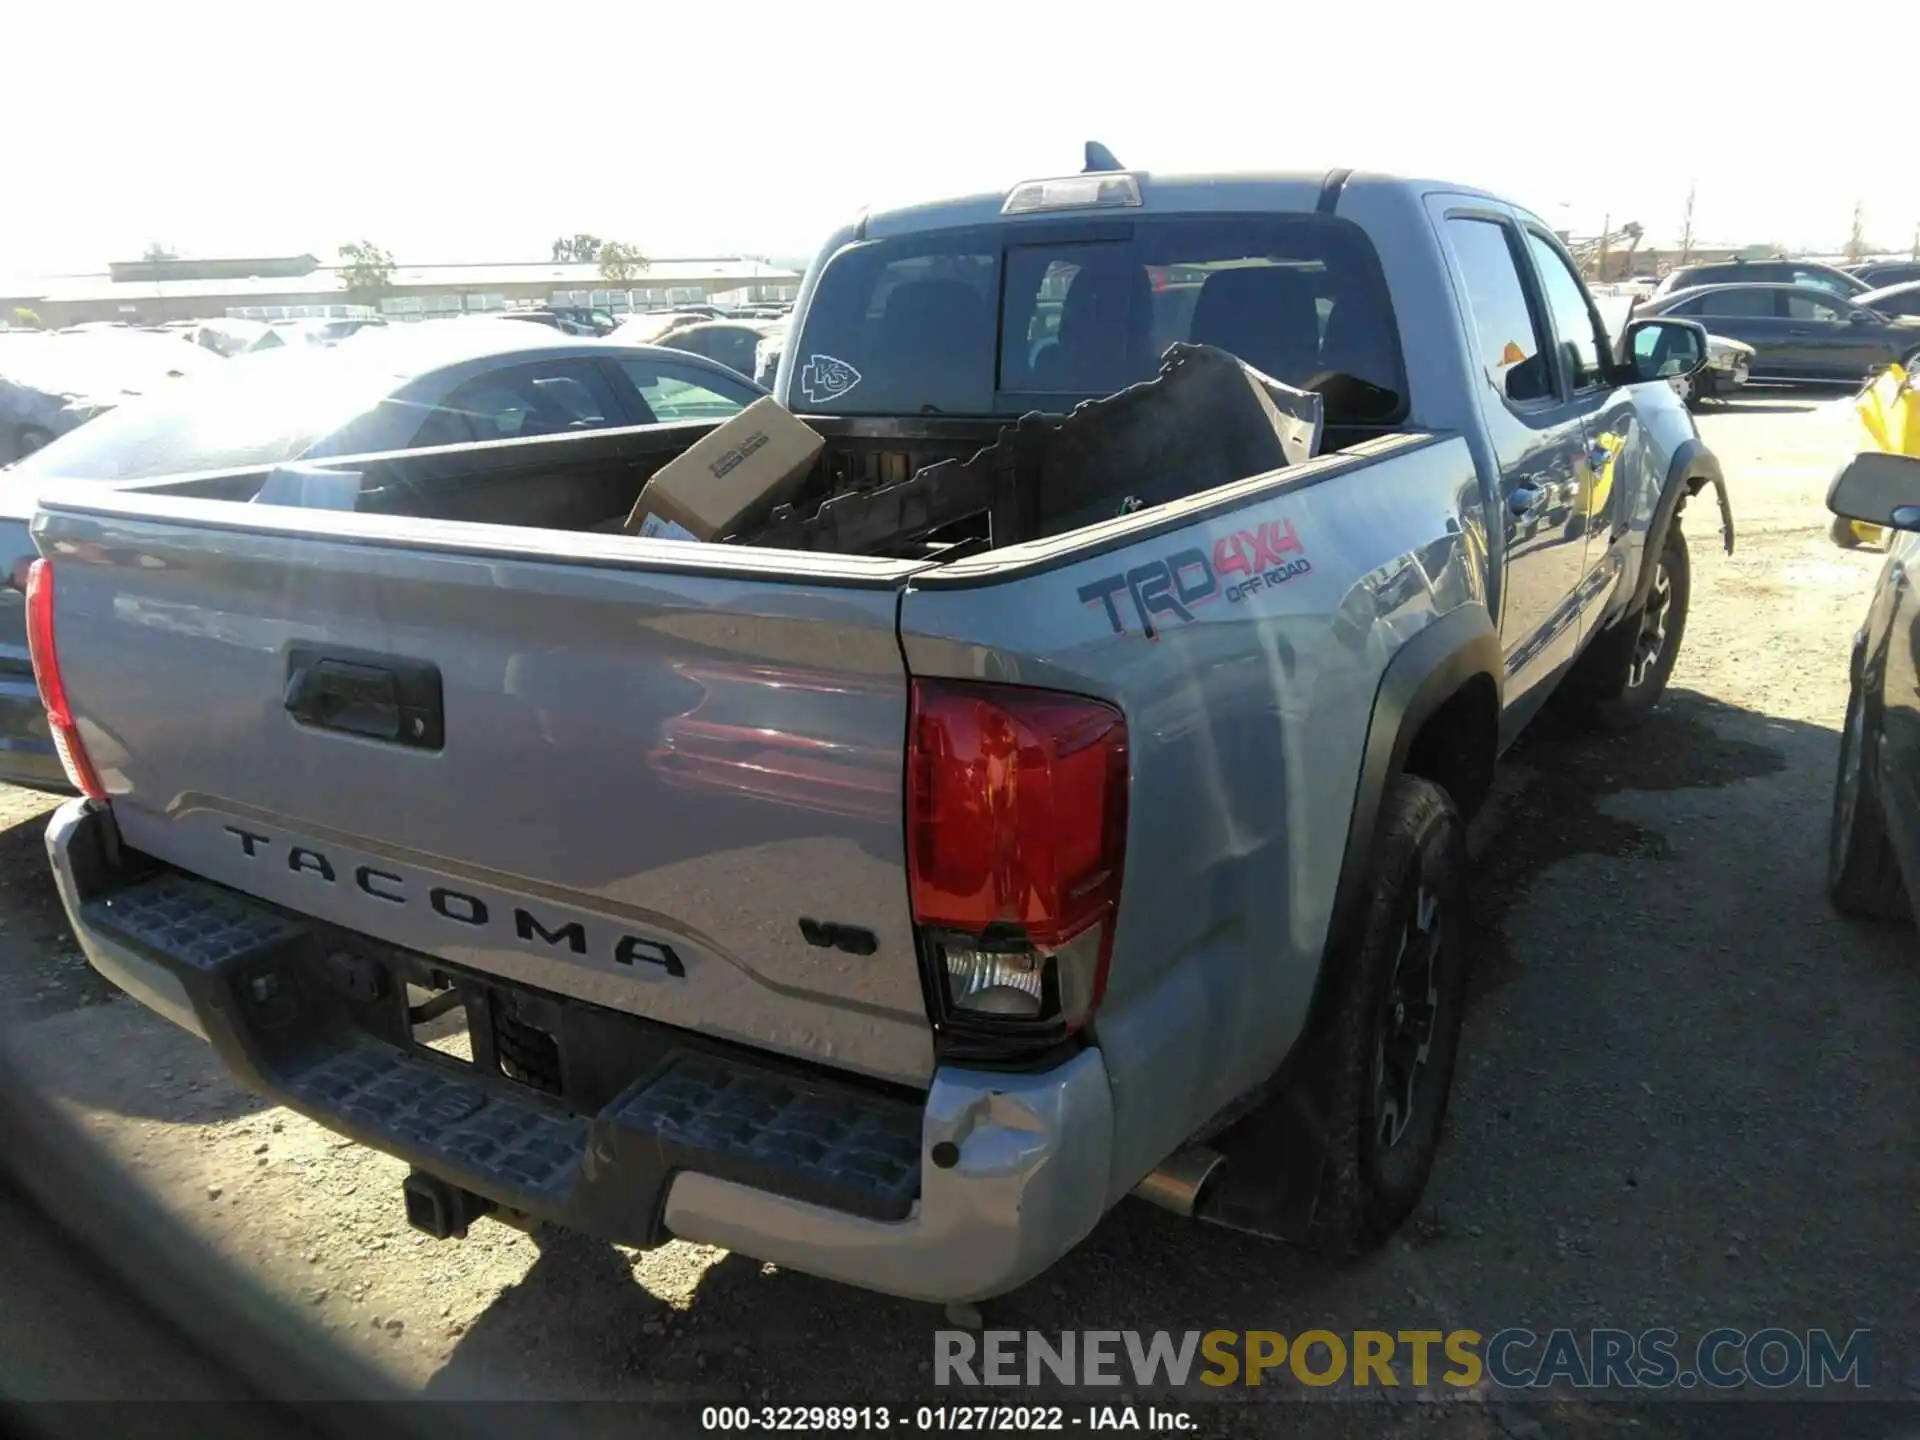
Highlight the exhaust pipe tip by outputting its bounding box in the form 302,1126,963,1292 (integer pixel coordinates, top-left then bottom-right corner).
1132,1146,1226,1218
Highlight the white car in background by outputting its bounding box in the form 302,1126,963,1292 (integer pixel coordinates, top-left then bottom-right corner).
1595,291,1750,409
1671,333,1753,410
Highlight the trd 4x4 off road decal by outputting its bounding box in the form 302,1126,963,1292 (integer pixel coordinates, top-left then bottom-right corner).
1078,518,1311,638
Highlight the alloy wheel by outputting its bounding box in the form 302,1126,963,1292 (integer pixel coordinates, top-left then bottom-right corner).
1627,564,1673,689
1373,882,1442,1151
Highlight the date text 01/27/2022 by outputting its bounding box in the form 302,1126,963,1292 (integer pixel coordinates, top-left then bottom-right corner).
700,1404,1195,1432
1078,518,1310,639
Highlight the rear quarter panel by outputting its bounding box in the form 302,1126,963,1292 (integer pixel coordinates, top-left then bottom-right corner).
898,433,1487,1200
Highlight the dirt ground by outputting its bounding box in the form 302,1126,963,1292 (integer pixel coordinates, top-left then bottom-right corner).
1,395,1915,1435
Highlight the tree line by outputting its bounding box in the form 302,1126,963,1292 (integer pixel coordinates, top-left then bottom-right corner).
329,234,651,308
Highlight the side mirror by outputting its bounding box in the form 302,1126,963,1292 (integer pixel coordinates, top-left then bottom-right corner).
1850,309,1880,325
1623,318,1707,383
1828,451,1920,530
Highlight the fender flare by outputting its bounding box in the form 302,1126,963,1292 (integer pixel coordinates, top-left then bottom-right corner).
1320,604,1504,992
1628,439,1732,617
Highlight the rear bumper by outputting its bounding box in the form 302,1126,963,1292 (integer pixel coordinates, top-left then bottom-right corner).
0,668,65,792
45,800,1115,1303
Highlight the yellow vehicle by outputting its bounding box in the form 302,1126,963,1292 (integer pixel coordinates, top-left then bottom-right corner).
1835,364,1920,548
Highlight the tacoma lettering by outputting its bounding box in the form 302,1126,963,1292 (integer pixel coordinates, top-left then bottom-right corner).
220,829,678,975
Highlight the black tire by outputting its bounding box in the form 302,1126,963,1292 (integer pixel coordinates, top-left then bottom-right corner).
1829,514,1866,550
1556,523,1691,730
1828,680,1911,922
1681,368,1715,412
1307,775,1471,1254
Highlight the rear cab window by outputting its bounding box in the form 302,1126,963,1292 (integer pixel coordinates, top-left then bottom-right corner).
788,214,1406,427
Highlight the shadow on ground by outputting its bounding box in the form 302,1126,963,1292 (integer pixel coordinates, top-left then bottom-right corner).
1467,686,1814,997
0,798,121,1026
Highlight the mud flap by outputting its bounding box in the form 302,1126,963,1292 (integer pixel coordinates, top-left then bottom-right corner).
1704,469,1735,556
1186,1050,1335,1244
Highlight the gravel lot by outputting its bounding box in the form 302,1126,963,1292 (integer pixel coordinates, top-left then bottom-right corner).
1,395,1915,1434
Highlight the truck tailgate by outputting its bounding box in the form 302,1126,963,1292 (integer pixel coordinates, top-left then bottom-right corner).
37,501,936,1085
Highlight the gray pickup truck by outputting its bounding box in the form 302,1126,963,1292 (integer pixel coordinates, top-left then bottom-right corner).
28,162,1728,1306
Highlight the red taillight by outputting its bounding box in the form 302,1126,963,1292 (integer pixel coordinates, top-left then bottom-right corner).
907,679,1128,1040
24,560,107,802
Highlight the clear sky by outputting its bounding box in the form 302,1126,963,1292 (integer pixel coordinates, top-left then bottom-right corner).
5,1,1912,277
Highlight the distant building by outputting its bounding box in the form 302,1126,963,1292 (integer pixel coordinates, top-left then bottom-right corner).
0,255,802,328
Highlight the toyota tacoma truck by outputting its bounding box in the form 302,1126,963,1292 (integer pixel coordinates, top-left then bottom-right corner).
26,159,1729,1305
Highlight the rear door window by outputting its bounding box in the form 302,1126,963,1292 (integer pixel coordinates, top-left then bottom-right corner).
1699,289,1778,319
615,357,760,421
1785,292,1847,322
416,360,623,443
790,215,1403,423
1443,217,1553,403
1790,269,1852,296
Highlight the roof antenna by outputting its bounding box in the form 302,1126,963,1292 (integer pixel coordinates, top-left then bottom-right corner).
1083,141,1124,174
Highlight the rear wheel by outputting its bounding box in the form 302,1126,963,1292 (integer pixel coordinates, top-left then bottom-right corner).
1307,775,1471,1253
1556,523,1691,730
1828,680,1911,922
1676,368,1715,412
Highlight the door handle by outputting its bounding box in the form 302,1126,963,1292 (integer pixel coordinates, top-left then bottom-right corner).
284,645,443,749
1786,327,1813,336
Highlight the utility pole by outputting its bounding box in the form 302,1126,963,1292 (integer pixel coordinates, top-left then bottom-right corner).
1911,221,1918,262
1679,182,1696,264
1846,200,1867,262
1597,213,1611,282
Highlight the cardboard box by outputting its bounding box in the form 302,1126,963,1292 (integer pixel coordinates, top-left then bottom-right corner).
624,397,825,541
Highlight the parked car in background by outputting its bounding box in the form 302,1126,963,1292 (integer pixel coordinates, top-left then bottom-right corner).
0,320,764,790
1847,261,1920,290
0,328,225,464
270,316,389,345
1826,450,1920,922
1651,258,1872,300
652,318,785,380
180,317,277,356
1638,284,1919,385
610,310,713,347
1858,279,1920,321
1671,333,1754,409
497,307,619,337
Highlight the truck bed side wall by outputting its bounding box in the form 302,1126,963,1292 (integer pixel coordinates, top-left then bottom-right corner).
898,433,1489,1203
